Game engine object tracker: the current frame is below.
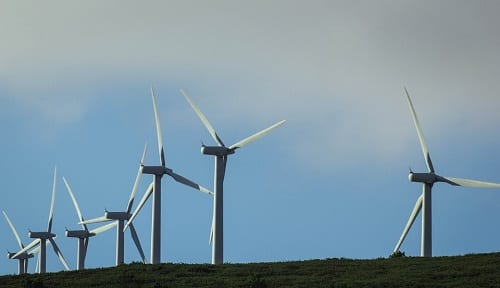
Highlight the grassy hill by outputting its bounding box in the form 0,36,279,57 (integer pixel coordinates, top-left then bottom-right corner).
1,253,500,288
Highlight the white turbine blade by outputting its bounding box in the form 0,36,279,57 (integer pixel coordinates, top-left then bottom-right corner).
126,143,148,214
140,142,148,165
35,255,39,273
31,246,41,254
124,182,154,232
2,211,24,249
62,177,88,230
126,166,143,214
209,218,214,245
228,120,286,150
24,258,28,274
166,170,214,195
90,221,117,235
394,194,423,253
180,89,225,146
151,87,165,166
442,176,500,188
48,238,70,271
404,88,435,173
129,223,147,263
83,238,89,261
13,239,40,258
80,215,110,225
48,166,57,233
30,239,51,255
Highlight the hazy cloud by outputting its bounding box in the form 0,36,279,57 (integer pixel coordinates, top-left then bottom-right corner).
1,0,500,168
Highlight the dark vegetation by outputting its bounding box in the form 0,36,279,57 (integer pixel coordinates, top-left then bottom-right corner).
1,252,500,288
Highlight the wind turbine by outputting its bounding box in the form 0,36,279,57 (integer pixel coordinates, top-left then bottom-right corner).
12,167,70,273
124,87,213,265
2,211,34,274
63,176,117,270
180,89,285,264
78,144,149,266
394,88,500,257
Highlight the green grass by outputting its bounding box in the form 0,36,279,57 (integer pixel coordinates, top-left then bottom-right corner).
1,253,500,288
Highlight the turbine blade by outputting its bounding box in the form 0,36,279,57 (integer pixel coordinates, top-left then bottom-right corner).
228,120,286,150
180,89,225,147
124,182,154,232
48,238,70,271
24,258,29,273
29,238,51,256
13,239,40,259
404,88,435,173
151,86,165,166
48,167,57,233
221,156,228,183
90,221,117,235
62,177,88,231
129,223,147,263
209,218,214,245
166,170,214,195
441,176,500,188
31,246,40,254
394,194,423,253
28,238,50,255
126,144,148,214
2,211,24,249
140,142,148,165
80,216,110,225
35,255,39,273
83,238,89,261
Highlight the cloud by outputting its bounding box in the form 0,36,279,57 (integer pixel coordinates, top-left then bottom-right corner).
1,0,500,168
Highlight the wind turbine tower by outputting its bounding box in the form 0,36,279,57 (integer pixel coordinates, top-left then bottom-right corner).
13,167,70,273
79,145,149,266
125,87,213,264
3,211,34,274
394,88,500,257
181,89,285,264
63,177,117,270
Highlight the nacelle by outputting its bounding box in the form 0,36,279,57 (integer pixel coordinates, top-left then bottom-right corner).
105,211,130,220
8,252,32,260
142,166,167,175
408,172,437,184
65,230,92,238
201,146,234,156
29,231,55,239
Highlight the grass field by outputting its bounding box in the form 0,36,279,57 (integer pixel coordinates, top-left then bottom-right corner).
1,252,499,288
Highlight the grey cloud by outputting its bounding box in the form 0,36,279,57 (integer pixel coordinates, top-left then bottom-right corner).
1,0,500,167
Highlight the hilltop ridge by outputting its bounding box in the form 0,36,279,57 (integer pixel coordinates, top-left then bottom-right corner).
1,252,499,288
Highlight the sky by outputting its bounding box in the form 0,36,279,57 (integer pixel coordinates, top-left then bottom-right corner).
1,0,500,275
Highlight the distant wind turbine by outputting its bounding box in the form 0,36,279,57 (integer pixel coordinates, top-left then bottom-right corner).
180,89,285,264
13,167,70,273
124,87,213,265
394,88,500,257
2,211,34,274
79,144,149,266
63,177,117,270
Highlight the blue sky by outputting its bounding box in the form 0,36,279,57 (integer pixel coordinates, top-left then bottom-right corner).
2,0,500,274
